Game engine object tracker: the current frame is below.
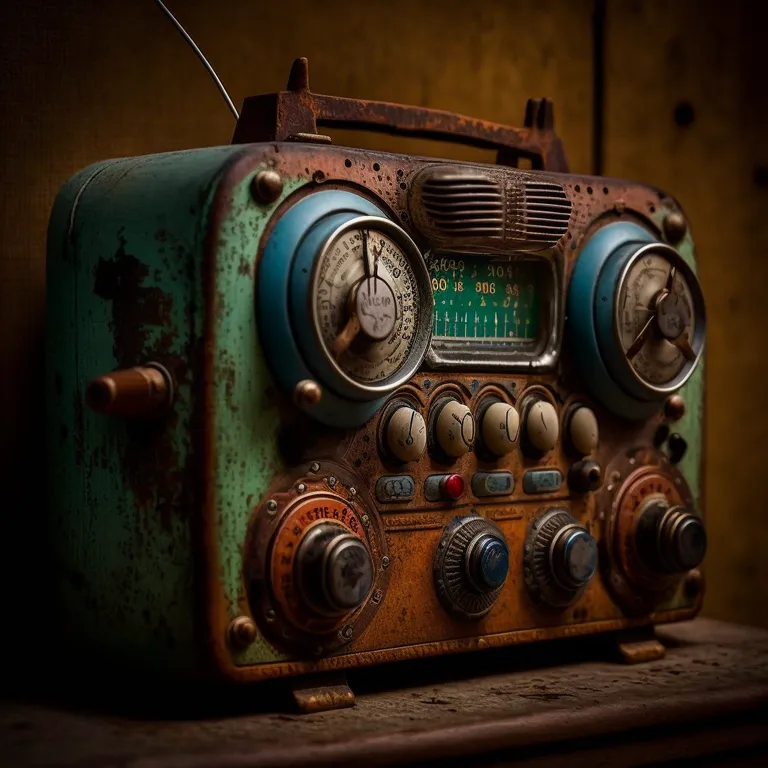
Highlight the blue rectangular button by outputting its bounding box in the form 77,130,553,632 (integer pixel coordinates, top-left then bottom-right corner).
472,471,515,497
375,475,415,503
523,469,562,494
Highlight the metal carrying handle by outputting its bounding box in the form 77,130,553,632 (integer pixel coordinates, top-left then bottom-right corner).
232,59,569,172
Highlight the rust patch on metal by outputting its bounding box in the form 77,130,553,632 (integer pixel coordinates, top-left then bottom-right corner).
290,672,356,713
93,240,173,370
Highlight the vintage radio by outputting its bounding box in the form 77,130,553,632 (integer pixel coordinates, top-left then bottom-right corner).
46,55,707,710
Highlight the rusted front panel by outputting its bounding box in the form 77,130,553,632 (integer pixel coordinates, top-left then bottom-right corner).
202,142,704,682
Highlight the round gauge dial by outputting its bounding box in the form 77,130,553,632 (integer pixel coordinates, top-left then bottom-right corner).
614,243,705,395
312,216,432,393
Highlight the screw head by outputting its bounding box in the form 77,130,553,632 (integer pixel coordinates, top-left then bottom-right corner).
228,616,257,650
265,608,276,622
328,476,337,488
340,624,353,640
664,394,686,422
251,170,283,203
685,569,703,598
293,379,322,408
266,499,278,515
382,555,391,569
310,462,320,473
664,211,688,244
362,515,370,527
297,483,306,493
349,487,357,496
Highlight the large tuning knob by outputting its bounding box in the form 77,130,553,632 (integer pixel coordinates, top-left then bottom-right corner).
635,501,707,574
295,522,375,617
433,514,509,620
524,509,597,608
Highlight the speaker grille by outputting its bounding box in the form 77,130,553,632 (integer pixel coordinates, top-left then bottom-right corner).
513,181,573,244
409,165,572,252
419,172,504,238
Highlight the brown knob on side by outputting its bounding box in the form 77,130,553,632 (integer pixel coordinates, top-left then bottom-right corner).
568,459,603,494
86,363,173,418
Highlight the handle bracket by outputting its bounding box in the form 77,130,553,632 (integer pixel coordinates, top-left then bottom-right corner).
232,58,568,172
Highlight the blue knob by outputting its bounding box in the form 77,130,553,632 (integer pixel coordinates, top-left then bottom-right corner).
468,535,510,592
555,528,598,588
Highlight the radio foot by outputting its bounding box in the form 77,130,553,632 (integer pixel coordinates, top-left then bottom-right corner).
289,672,355,713
614,626,666,664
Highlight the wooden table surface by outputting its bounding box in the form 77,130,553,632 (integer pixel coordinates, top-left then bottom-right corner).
2,618,768,767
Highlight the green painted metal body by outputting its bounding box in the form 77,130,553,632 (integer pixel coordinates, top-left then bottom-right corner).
45,143,705,681
46,146,285,677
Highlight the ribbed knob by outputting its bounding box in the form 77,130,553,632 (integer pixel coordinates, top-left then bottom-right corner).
636,501,707,574
295,523,374,616
434,515,509,621
525,509,598,608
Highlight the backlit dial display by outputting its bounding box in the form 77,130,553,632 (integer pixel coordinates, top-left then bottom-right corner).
427,255,542,342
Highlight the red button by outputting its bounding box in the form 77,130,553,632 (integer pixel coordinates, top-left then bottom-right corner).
441,474,465,500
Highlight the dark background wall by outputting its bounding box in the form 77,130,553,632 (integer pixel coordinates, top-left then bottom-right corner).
1,0,766,633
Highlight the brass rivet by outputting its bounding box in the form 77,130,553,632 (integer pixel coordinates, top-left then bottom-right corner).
228,616,257,650
293,379,323,408
664,394,686,422
664,211,688,244
250,170,283,203
684,569,703,598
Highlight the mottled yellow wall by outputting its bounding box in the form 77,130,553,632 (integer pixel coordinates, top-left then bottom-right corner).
1,0,766,632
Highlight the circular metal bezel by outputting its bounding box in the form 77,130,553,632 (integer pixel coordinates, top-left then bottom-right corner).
611,241,706,397
308,215,434,398
433,514,508,621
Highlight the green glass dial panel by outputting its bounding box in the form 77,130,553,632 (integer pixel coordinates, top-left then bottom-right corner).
427,254,542,342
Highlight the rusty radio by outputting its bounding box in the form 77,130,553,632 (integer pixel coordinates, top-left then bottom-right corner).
46,26,707,711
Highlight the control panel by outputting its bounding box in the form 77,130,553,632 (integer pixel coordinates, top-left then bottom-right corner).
46,59,707,696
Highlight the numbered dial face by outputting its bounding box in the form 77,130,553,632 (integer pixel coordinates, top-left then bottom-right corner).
313,217,431,390
617,249,701,387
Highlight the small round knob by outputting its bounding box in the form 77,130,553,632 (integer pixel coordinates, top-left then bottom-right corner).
440,473,465,501
524,509,597,608
525,399,559,453
568,406,599,455
433,515,509,620
551,526,598,589
385,406,427,462
435,399,475,458
636,501,707,574
466,534,510,591
481,402,520,456
355,277,397,341
568,458,603,493
295,523,374,616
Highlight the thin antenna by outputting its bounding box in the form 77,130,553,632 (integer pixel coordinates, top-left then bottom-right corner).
152,0,240,121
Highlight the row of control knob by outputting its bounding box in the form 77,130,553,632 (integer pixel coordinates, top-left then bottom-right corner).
433,499,707,620
385,395,599,463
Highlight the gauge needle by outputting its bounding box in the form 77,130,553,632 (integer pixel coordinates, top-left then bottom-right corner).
665,264,677,292
405,410,415,446
331,314,361,359
672,332,697,361
362,229,376,280
626,315,655,360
